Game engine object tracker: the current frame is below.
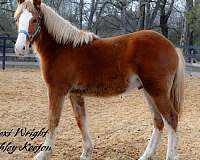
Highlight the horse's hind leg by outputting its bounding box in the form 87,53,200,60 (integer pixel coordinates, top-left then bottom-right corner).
34,87,65,160
69,93,93,160
139,90,164,160
152,95,178,160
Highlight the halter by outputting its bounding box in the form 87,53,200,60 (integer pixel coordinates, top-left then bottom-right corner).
18,16,42,44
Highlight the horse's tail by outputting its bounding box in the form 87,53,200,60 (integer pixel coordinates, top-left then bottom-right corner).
170,48,185,116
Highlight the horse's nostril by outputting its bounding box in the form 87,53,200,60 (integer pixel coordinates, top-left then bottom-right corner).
23,46,25,50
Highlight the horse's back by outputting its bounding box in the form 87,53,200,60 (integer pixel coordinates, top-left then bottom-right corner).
90,30,178,75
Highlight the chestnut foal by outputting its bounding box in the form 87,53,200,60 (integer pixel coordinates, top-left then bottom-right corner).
14,0,185,160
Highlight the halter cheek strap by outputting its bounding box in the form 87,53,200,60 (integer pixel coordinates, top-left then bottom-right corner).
31,23,41,39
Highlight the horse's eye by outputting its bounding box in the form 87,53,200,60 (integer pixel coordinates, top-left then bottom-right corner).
32,19,37,23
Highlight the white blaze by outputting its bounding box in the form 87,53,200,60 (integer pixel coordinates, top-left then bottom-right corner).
15,9,33,55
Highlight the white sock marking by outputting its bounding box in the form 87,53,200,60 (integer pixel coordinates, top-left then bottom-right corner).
139,128,161,160
162,118,178,160
34,129,56,160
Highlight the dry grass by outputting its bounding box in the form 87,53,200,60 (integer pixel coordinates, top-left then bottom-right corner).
0,69,200,160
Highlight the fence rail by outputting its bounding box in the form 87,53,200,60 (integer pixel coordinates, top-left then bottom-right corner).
0,35,39,69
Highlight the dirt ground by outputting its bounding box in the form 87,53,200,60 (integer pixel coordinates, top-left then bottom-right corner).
0,68,200,160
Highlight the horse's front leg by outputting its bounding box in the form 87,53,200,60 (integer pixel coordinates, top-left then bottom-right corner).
69,93,93,160
34,87,65,160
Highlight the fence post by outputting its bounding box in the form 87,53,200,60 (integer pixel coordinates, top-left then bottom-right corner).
2,39,6,70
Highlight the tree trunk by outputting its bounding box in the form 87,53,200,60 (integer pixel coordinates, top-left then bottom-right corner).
180,17,186,46
184,0,193,47
120,0,127,34
195,0,200,6
160,0,167,37
145,0,150,29
49,0,63,11
148,0,161,28
88,0,99,30
79,0,84,29
186,0,193,47
160,17,168,37
138,0,145,30
94,1,110,34
159,0,174,38
185,0,194,62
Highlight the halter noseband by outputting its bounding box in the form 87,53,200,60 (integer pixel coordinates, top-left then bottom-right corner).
18,16,42,44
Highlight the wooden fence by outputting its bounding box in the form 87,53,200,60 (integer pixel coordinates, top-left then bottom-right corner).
0,35,16,70
0,35,38,69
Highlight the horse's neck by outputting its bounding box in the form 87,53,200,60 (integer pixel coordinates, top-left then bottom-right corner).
32,23,77,74
33,24,69,63
33,24,61,58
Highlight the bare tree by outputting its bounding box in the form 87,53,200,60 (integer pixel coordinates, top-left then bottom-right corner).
120,0,128,33
138,0,145,30
184,0,194,61
145,0,150,29
195,0,200,6
144,0,161,29
48,0,63,11
0,0,16,35
79,0,84,29
88,0,100,30
138,0,162,30
159,0,175,37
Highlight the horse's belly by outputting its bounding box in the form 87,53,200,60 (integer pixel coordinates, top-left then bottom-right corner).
70,84,127,97
70,74,142,97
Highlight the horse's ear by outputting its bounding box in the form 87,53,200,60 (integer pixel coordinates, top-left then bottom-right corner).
17,0,25,4
32,0,41,8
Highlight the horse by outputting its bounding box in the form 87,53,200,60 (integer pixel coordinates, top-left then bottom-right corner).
14,0,185,160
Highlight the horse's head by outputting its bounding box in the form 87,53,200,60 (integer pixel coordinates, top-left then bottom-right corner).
14,0,42,56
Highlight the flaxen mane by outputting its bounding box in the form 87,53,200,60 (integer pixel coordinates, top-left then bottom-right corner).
15,1,99,47
41,3,99,47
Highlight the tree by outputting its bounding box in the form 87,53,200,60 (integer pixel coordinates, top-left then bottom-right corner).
79,0,84,29
138,0,161,30
185,0,194,51
138,0,145,30
87,0,100,30
119,0,128,33
159,0,175,37
195,0,200,6
0,0,16,35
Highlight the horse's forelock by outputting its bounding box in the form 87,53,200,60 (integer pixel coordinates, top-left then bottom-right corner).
15,1,36,19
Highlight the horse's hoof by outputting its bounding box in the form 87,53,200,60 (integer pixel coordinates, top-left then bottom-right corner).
80,156,91,160
80,154,92,160
139,156,153,160
80,148,93,160
166,158,178,160
34,151,51,160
